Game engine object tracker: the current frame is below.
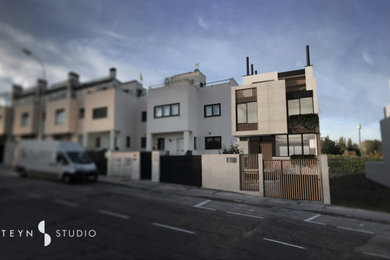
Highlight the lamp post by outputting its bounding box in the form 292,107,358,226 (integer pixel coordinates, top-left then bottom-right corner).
357,123,361,150
22,48,46,81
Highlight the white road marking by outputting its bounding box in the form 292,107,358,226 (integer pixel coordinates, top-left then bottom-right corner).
53,199,78,208
263,238,306,250
98,209,129,219
337,226,375,235
193,199,216,211
363,252,390,259
152,222,196,235
26,193,43,199
304,214,326,225
194,199,211,208
226,211,264,219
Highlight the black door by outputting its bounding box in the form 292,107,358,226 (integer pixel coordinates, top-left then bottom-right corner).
140,152,152,180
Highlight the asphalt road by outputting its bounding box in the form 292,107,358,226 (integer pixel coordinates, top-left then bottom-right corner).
0,172,388,259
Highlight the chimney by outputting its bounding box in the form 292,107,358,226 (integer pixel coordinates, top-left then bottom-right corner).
246,57,249,76
306,45,311,66
67,72,79,86
36,79,47,95
109,67,116,78
12,84,23,98
251,64,254,75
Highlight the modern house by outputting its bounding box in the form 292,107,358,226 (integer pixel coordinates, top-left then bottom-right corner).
231,46,320,160
0,92,13,164
365,103,390,187
146,69,238,155
43,68,147,151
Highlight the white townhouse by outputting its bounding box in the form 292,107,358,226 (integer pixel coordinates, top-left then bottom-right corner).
146,69,238,155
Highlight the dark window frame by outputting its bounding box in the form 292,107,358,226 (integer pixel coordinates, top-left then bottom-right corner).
79,108,85,119
204,103,221,117
141,137,146,148
141,111,147,122
21,112,29,126
126,136,131,148
275,133,318,156
287,97,314,116
194,136,197,150
157,138,165,150
154,103,180,118
205,136,222,150
92,107,108,119
95,137,101,148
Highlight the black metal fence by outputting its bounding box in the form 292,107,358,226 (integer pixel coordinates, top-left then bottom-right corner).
86,150,107,175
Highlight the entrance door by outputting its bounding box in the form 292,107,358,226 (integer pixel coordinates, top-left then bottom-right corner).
176,138,184,155
261,141,273,170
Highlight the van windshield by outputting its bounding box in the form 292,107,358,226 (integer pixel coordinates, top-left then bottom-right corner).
67,152,93,164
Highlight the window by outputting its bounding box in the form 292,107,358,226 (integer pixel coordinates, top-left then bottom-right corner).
154,103,180,118
95,137,101,148
204,103,221,117
157,138,165,150
55,109,65,125
0,115,2,126
194,137,197,150
142,111,147,122
237,102,257,123
288,97,314,116
56,153,68,165
93,107,108,119
141,137,146,148
303,134,317,155
205,136,222,150
289,134,302,155
126,136,131,148
21,113,29,126
79,108,85,119
275,135,288,157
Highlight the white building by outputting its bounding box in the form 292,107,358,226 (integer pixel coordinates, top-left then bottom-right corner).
146,69,238,155
231,48,321,160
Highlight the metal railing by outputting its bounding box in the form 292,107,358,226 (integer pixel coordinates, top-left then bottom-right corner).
263,159,322,201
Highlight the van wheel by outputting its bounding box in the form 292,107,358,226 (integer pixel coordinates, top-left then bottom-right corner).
91,174,98,182
62,174,72,184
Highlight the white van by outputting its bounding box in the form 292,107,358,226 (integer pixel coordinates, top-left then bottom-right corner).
14,140,98,183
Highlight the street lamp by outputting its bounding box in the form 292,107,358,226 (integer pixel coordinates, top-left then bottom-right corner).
357,123,361,150
22,48,46,81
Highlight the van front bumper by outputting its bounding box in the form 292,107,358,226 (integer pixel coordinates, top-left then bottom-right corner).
73,171,98,181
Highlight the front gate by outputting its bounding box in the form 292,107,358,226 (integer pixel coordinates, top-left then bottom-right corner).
160,155,202,187
140,152,151,180
263,159,323,201
240,154,259,191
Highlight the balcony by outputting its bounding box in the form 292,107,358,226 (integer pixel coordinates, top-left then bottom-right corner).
288,113,319,133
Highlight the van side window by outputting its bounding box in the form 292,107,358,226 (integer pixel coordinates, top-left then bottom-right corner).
56,153,68,165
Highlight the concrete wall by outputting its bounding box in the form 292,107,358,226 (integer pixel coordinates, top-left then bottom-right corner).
319,155,331,205
365,162,390,188
380,117,390,165
0,107,12,135
305,66,319,114
106,151,140,179
232,81,288,136
44,98,77,135
202,154,241,192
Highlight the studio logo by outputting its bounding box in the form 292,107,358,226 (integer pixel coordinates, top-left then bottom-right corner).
37,220,51,247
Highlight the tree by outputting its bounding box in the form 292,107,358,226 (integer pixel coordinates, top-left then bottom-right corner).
321,136,341,155
222,144,242,154
361,140,382,156
337,137,346,154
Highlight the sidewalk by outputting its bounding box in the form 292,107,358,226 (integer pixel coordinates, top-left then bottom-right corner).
99,174,390,224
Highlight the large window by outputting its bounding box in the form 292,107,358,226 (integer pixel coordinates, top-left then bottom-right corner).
205,136,222,150
154,103,179,118
93,107,108,119
237,102,257,123
21,113,29,126
204,103,221,117
275,134,318,156
157,138,165,150
288,97,314,116
55,109,65,125
79,108,85,119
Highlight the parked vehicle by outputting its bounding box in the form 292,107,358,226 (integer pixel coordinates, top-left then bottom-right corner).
14,140,98,183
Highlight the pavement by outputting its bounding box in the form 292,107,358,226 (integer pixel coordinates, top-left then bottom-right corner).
1,165,390,259
98,174,390,225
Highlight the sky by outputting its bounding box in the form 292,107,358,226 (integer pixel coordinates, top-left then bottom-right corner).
0,0,389,143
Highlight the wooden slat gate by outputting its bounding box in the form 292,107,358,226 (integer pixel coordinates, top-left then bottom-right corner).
240,154,259,191
263,159,323,201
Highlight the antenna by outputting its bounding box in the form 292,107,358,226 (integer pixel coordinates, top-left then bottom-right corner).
194,62,200,70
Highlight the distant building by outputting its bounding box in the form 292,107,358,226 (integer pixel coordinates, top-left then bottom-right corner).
0,92,13,164
231,47,320,159
146,69,238,155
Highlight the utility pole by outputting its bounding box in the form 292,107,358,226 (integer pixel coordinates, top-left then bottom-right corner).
357,123,361,151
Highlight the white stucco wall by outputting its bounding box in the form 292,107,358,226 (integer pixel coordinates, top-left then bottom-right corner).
305,66,319,114
106,151,140,179
202,154,241,192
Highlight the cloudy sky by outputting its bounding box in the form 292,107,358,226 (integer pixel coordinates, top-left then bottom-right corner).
0,0,389,143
